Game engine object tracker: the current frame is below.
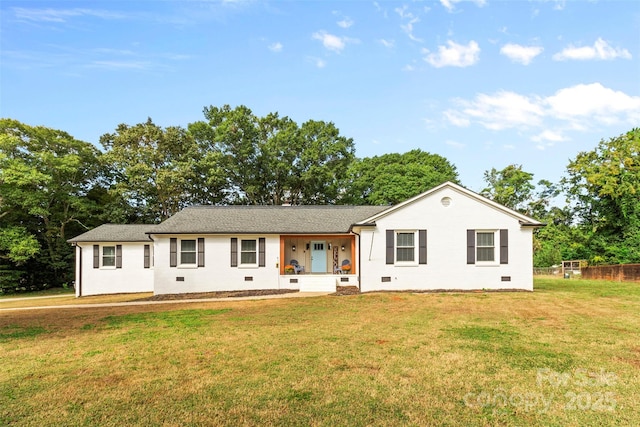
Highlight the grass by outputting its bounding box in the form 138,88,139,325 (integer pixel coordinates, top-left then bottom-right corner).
0,292,154,309
1,278,639,426
0,286,74,299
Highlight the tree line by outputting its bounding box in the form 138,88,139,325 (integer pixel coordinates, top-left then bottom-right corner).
0,106,638,292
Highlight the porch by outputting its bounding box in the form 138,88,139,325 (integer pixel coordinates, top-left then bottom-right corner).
280,235,355,275
280,272,357,292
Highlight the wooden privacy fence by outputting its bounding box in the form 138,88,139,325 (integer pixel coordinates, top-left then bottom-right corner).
581,263,640,282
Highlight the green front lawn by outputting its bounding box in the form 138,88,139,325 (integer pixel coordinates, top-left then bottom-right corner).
1,278,638,426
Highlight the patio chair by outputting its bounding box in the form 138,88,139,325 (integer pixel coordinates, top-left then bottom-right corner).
290,259,304,274
340,259,351,274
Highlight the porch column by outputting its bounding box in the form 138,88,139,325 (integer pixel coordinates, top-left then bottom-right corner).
279,236,285,275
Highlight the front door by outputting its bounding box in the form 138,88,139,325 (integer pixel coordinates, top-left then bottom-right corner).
311,241,327,273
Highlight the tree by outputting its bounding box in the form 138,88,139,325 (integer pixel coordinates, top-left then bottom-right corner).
0,119,103,290
101,118,224,221
481,164,535,214
563,128,640,264
190,105,356,205
343,150,459,205
0,226,39,264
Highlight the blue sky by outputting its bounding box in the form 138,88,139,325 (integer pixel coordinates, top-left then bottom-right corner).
1,0,639,192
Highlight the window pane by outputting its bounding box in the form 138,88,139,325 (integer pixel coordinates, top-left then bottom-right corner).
477,232,494,247
102,246,115,266
181,240,196,252
241,240,256,251
181,252,196,264
241,252,257,264
396,247,414,262
397,233,414,247
477,247,494,262
180,240,196,264
240,239,257,264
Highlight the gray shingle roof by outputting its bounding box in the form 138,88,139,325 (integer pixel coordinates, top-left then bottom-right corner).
149,205,390,235
68,224,154,242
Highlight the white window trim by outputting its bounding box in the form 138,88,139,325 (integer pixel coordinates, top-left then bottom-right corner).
395,230,418,267
101,245,117,269
475,230,499,266
239,238,259,268
178,239,197,268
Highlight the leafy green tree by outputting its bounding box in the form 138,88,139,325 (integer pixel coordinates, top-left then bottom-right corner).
481,164,535,214
101,118,225,221
0,119,103,290
343,149,459,205
191,105,356,205
0,226,39,264
563,128,640,264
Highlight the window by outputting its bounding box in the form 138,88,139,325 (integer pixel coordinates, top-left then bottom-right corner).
144,244,151,269
396,232,415,262
102,246,116,267
240,239,257,264
93,244,121,269
386,230,427,265
180,239,196,265
231,238,265,268
467,229,508,265
476,232,495,262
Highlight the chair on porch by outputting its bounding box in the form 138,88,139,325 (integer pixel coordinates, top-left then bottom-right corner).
338,259,351,274
290,259,304,274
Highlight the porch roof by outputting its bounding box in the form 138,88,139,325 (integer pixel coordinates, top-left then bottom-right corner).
149,205,389,235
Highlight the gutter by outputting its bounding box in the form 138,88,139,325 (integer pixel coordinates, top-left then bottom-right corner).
519,221,547,227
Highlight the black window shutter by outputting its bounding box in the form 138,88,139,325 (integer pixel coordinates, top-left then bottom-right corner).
500,229,509,264
144,244,150,269
386,230,394,264
258,238,266,267
231,238,238,267
170,238,177,267
197,238,205,267
93,245,99,269
419,229,427,264
466,229,475,264
116,245,122,269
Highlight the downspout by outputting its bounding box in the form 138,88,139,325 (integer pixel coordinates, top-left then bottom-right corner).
74,243,83,297
352,230,361,292
146,233,155,293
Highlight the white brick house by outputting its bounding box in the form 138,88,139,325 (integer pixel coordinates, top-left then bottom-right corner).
68,182,543,296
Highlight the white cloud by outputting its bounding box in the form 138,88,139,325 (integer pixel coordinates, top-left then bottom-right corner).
531,130,567,143
553,38,632,61
337,17,353,28
500,43,543,65
424,40,480,68
86,60,150,70
268,42,283,53
395,6,422,42
379,39,394,48
443,110,470,127
545,83,640,124
12,7,125,22
307,56,326,68
451,91,545,130
440,0,486,13
312,31,357,53
443,83,640,146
